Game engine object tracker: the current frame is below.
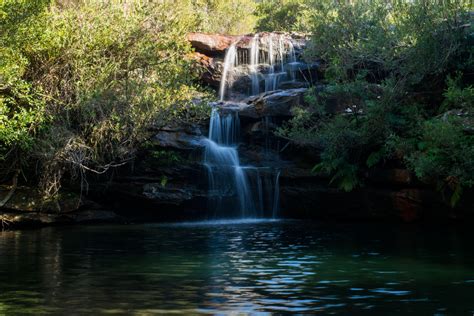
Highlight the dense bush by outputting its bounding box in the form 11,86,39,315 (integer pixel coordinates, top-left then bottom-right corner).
1,0,52,183
191,0,257,34
0,1,219,198
278,1,473,205
256,0,313,32
0,0,262,202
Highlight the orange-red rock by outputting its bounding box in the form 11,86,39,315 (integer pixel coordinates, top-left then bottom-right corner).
187,33,236,54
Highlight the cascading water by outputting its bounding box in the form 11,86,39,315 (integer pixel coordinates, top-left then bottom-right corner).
250,34,260,96
205,33,303,218
272,170,281,219
248,33,299,96
264,34,288,93
208,106,239,145
265,34,276,92
218,33,298,100
219,43,238,101
204,109,255,217
204,108,282,218
287,41,297,81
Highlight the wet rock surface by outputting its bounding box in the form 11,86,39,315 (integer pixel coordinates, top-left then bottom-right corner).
240,88,308,118
0,210,119,228
189,32,315,93
3,118,472,226
0,186,121,228
5,100,471,225
152,130,206,150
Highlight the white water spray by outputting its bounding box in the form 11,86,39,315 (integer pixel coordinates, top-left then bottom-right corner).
205,33,305,218
204,109,255,217
250,35,260,96
219,43,238,101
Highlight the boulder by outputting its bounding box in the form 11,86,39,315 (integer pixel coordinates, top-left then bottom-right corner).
188,33,305,55
189,52,220,87
278,81,309,90
187,33,237,55
248,120,277,134
215,101,249,114
0,186,84,213
143,183,194,205
240,88,308,118
152,130,206,150
0,209,119,228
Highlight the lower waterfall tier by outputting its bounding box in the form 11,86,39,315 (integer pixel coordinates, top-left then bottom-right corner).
204,108,280,218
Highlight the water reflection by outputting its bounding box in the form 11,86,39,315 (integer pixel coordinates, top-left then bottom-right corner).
1,221,474,314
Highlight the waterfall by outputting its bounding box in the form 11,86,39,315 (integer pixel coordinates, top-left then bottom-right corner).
250,34,260,96
272,170,281,219
204,109,255,217
247,34,299,96
219,43,238,101
204,108,281,219
256,169,264,216
208,107,239,145
218,33,302,101
204,32,304,218
265,34,276,92
287,40,297,81
279,36,285,73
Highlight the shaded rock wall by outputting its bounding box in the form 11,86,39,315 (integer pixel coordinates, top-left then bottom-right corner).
83,99,473,223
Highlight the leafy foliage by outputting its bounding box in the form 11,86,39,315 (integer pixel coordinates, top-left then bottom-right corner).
406,117,474,206
0,0,51,173
256,0,313,32
2,0,473,210
0,1,216,197
441,73,474,113
278,1,474,205
191,0,257,34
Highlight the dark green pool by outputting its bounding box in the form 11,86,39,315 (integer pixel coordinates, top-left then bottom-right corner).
1,220,473,315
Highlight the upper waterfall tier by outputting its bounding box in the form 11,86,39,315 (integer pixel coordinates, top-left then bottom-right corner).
219,33,304,101
188,32,315,101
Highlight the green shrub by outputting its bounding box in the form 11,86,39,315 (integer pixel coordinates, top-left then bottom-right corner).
441,73,474,113
0,1,212,197
0,0,51,169
279,1,473,205
406,118,474,206
190,0,257,34
256,0,313,32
